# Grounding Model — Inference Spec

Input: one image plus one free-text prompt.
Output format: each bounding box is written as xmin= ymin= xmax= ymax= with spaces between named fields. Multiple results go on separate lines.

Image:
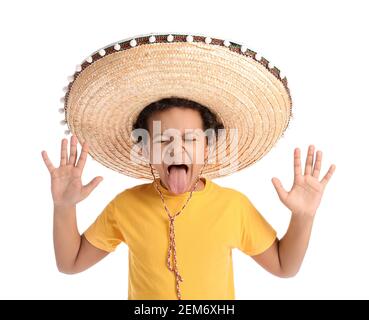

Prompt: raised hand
xmin=41 ymin=135 xmax=103 ymax=207
xmin=271 ymin=145 xmax=336 ymax=217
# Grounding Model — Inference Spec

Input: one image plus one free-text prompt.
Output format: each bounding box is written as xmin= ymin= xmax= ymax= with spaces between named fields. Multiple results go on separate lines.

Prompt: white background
xmin=0 ymin=0 xmax=368 ymax=299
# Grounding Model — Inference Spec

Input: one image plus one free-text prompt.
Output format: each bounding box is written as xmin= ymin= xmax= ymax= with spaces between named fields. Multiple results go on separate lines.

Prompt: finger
xmin=68 ymin=135 xmax=78 ymax=166
xmin=41 ymin=151 xmax=55 ymax=173
xmin=294 ymin=148 xmax=302 ymax=178
xmin=60 ymin=138 xmax=68 ymax=167
xmin=271 ymin=177 xmax=288 ymax=203
xmin=304 ymin=145 xmax=315 ymax=176
xmin=76 ymin=140 xmax=89 ymax=171
xmin=320 ymin=164 xmax=336 ymax=187
xmin=312 ymin=150 xmax=322 ymax=179
xmin=82 ymin=176 xmax=103 ymax=198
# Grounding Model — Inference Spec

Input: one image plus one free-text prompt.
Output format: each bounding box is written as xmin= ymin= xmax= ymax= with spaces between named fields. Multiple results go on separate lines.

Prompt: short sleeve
xmin=237 ymin=194 xmax=277 ymax=256
xmin=83 ymin=196 xmax=126 ymax=252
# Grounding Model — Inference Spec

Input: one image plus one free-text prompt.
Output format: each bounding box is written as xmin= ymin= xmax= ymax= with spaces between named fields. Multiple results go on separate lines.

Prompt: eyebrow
xmin=153 ymin=130 xmax=201 ymax=138
xmin=152 ymin=133 xmax=172 ymax=141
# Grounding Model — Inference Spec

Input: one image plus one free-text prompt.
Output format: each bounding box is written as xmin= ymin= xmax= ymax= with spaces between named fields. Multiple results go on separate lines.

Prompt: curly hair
xmin=132 ymin=97 xmax=224 ymax=144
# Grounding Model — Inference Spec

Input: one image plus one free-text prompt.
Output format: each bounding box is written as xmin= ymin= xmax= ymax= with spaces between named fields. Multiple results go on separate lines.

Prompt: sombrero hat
xmin=59 ymin=32 xmax=293 ymax=180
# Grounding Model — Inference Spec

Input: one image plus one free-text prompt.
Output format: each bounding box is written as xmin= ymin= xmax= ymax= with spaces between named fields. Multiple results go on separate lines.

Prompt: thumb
xmin=82 ymin=176 xmax=103 ymax=198
xmin=271 ymin=177 xmax=288 ymax=203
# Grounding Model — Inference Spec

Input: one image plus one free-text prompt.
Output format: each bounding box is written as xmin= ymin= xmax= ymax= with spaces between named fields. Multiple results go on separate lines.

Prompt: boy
xmin=42 ymin=97 xmax=335 ymax=300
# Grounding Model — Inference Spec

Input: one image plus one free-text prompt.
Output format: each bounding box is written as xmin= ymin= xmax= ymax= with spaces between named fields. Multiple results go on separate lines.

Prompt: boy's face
xmin=145 ymin=107 xmax=208 ymax=195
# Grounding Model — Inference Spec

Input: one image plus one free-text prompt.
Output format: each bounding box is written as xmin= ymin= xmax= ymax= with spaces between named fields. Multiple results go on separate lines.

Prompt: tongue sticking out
xmin=167 ymin=165 xmax=188 ymax=195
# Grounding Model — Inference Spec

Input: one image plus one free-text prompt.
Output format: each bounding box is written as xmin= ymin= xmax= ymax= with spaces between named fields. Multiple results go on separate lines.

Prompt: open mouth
xmin=167 ymin=164 xmax=189 ymax=174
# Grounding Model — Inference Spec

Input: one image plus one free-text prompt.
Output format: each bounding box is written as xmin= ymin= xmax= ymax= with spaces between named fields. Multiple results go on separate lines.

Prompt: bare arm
xmin=252 ymin=145 xmax=336 ymax=278
xmin=252 ymin=214 xmax=314 ymax=278
xmin=53 ymin=204 xmax=109 ymax=274
xmin=42 ymin=135 xmax=106 ymax=274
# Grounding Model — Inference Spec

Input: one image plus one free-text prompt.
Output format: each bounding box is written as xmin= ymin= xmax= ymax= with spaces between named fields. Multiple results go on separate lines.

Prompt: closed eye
xmin=153 ymin=137 xmax=171 ymax=143
xmin=160 ymin=138 xmax=173 ymax=142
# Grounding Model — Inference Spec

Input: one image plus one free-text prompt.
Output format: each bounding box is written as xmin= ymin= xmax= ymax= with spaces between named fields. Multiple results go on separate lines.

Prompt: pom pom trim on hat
xmin=60 ymin=32 xmax=292 ymax=137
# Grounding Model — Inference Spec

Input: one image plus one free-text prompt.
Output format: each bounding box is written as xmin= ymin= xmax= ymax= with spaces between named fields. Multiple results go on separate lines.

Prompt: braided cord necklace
xmin=149 ymin=160 xmax=207 ymax=300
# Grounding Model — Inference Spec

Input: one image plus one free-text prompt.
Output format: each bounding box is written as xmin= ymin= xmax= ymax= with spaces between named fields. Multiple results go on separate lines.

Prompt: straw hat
xmin=59 ymin=32 xmax=293 ymax=180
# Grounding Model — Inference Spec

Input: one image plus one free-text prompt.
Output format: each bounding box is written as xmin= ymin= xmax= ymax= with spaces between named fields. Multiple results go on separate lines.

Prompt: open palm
xmin=41 ymin=135 xmax=103 ymax=207
xmin=272 ymin=145 xmax=336 ymax=217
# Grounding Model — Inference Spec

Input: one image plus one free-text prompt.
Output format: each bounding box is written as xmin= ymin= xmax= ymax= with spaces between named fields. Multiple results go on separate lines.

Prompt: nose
xmin=169 ymin=140 xmax=185 ymax=157
xmin=166 ymin=138 xmax=187 ymax=163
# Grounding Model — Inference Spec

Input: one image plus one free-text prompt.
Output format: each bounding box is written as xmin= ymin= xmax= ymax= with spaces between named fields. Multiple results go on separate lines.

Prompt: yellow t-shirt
xmin=83 ymin=177 xmax=277 ymax=300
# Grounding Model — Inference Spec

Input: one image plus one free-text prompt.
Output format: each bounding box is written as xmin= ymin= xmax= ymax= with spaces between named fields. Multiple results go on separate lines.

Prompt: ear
xmin=141 ymin=142 xmax=150 ymax=162
xmin=204 ymin=133 xmax=218 ymax=162
xmin=204 ymin=140 xmax=209 ymax=159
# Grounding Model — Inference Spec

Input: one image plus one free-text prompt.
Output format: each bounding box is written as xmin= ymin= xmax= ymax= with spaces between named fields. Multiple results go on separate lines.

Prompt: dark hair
xmin=132 ymin=97 xmax=224 ymax=144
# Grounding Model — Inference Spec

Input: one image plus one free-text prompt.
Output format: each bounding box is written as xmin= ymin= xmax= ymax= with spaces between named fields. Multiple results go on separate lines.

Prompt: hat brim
xmin=63 ymin=33 xmax=292 ymax=180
